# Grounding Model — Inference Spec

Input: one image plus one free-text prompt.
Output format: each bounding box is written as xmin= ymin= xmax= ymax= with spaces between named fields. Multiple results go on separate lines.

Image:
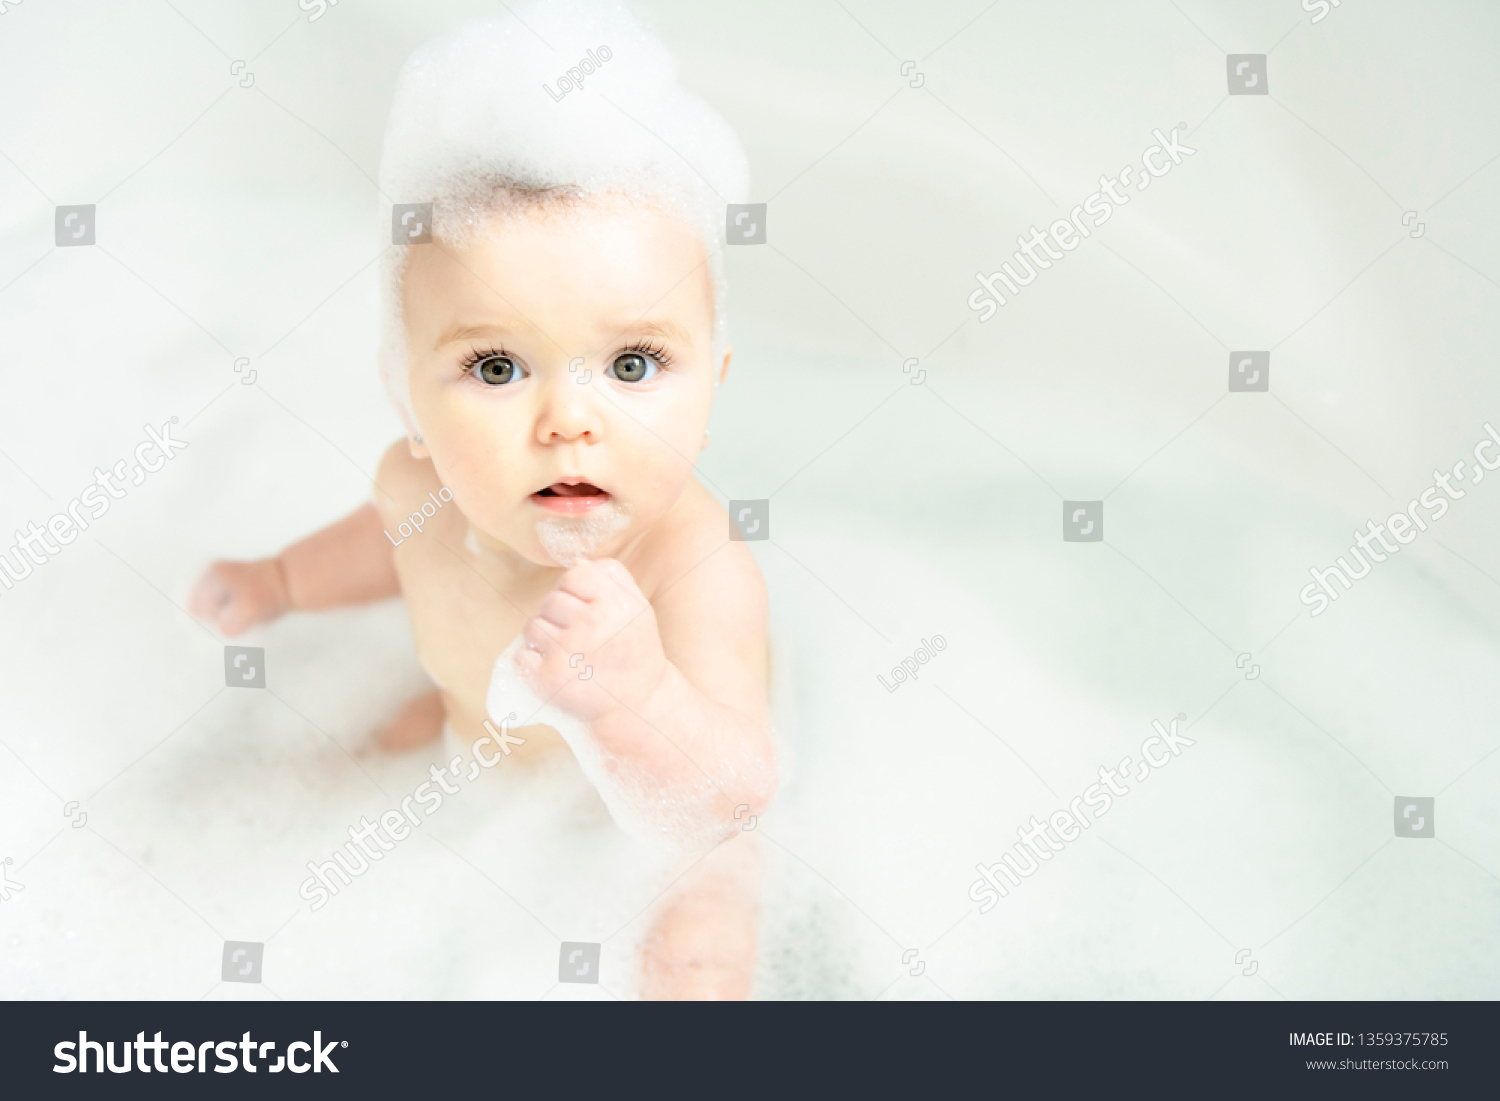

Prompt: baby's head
xmin=377 ymin=1 xmax=747 ymax=566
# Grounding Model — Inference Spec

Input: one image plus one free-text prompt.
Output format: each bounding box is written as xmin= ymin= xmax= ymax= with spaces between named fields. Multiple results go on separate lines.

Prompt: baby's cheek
xmin=442 ymin=424 xmax=528 ymax=504
xmin=632 ymin=433 xmax=698 ymax=498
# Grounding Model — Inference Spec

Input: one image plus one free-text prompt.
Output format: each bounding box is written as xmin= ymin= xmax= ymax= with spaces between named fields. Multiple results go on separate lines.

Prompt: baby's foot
xmin=374 ymin=689 xmax=446 ymax=753
xmin=188 ymin=558 xmax=290 ymax=636
xmin=639 ymin=835 xmax=760 ymax=1000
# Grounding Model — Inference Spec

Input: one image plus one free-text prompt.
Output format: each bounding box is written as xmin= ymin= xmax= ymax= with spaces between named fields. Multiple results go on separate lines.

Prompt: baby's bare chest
xmin=391 ymin=528 xmax=543 ymax=711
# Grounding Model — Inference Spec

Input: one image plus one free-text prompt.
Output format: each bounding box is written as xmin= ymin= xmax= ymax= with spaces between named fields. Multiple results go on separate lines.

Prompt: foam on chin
xmin=535 ymin=501 xmax=631 ymax=567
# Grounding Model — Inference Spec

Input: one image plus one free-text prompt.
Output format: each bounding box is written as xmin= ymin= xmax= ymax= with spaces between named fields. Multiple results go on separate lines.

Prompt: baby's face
xmin=401 ymin=196 xmax=724 ymax=566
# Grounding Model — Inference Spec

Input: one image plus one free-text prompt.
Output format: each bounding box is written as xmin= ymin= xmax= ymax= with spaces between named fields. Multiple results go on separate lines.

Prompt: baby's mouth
xmin=532 ymin=481 xmax=612 ymax=515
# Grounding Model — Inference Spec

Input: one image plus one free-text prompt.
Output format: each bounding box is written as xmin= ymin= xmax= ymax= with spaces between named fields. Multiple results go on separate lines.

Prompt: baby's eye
xmin=471 ymin=354 xmax=524 ymax=386
xmin=608 ymin=352 xmax=657 ymax=383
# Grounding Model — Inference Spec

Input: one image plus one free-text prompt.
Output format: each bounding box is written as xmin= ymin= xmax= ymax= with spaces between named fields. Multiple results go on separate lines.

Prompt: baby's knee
xmin=639 ymin=870 xmax=759 ymax=1000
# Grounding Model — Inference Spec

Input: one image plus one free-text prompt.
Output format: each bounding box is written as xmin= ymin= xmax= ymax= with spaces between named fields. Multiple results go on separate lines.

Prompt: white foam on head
xmin=535 ymin=501 xmax=632 ymax=566
xmin=377 ymin=0 xmax=749 ymax=432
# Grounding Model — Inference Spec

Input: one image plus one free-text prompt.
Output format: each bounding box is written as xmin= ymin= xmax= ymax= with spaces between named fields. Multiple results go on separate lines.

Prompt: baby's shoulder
xmin=632 ymin=483 xmax=766 ymax=621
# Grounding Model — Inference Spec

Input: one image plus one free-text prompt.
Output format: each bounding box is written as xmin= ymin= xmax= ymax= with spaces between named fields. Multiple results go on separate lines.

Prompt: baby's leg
xmin=374 ymin=688 xmax=446 ymax=752
xmin=638 ymin=832 xmax=761 ymax=1000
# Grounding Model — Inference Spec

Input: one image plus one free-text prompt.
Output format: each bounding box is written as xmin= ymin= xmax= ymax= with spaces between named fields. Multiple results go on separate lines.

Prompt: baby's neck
xmin=463 ymin=523 xmax=558 ymax=580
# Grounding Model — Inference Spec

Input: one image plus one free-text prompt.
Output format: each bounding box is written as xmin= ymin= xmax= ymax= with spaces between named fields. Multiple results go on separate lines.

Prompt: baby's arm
xmin=510 ymin=551 xmax=776 ymax=848
xmin=189 ymin=503 xmax=400 ymax=635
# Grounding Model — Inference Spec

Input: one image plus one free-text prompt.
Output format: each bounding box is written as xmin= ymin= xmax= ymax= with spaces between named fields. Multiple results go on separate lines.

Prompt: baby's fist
xmin=189 ymin=558 xmax=290 ymax=636
xmin=515 ymin=558 xmax=666 ymax=723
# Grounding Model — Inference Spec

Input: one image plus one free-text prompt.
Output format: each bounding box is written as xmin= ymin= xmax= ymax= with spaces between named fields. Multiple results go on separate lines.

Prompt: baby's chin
xmin=464 ymin=503 xmax=636 ymax=567
xmin=531 ymin=499 xmax=634 ymax=567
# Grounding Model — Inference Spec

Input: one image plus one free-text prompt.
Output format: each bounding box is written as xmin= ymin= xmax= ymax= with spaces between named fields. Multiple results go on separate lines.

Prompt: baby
xmin=187 ymin=2 xmax=776 ymax=999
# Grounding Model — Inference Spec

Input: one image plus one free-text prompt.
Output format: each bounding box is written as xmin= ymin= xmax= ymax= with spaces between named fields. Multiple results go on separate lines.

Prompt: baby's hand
xmin=188 ymin=558 xmax=290 ymax=637
xmin=515 ymin=558 xmax=667 ymax=724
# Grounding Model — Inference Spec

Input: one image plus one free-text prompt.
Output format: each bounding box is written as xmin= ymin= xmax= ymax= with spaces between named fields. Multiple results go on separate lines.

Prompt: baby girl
xmin=187 ymin=1 xmax=776 ymax=999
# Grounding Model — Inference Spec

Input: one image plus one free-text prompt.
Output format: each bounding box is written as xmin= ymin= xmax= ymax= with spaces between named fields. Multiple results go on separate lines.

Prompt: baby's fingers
xmin=188 ymin=566 xmax=232 ymax=620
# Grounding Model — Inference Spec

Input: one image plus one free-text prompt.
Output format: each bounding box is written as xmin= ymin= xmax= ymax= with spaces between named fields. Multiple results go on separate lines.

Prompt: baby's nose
xmin=536 ymin=375 xmax=601 ymax=443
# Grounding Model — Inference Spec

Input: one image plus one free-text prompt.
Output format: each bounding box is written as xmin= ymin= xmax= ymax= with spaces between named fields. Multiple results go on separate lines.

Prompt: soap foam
xmin=487 ymin=637 xmax=747 ymax=852
xmin=376 ymin=0 xmax=749 ymax=433
xmin=535 ymin=501 xmax=632 ymax=566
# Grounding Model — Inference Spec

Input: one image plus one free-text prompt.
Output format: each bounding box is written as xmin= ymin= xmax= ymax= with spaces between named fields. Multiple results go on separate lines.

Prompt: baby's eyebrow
xmin=434 ymin=322 xmax=527 ymax=347
xmin=613 ymin=318 xmax=694 ymax=347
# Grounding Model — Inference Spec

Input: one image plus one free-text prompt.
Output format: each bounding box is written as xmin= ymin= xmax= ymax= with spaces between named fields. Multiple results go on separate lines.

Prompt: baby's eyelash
xmin=459 ymin=345 xmax=510 ymax=373
xmin=621 ymin=340 xmax=674 ymax=369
